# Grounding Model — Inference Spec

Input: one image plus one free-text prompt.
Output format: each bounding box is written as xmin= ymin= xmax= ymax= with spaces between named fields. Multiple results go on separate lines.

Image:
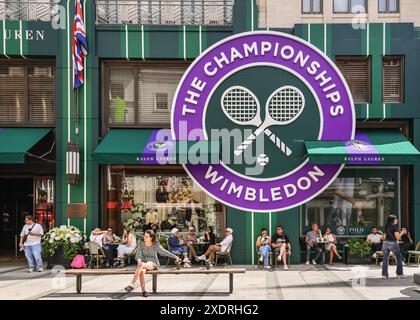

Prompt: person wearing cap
xmin=197 ymin=228 xmax=233 ymax=266
xmin=168 ymin=228 xmax=191 ymax=267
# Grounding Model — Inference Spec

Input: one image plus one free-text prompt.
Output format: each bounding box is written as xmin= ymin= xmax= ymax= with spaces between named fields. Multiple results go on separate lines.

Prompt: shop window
xmin=35 ymin=177 xmax=55 ymax=231
xmin=379 ymin=0 xmax=399 ymax=13
xmin=106 ymin=64 xmax=187 ymax=127
xmin=302 ymin=168 xmax=400 ymax=237
xmin=333 ymin=0 xmax=367 ymax=13
xmin=0 ymin=62 xmax=55 ymax=126
xmin=116 ymin=174 xmax=225 ymax=237
xmin=383 ymin=57 xmax=404 ymax=103
xmin=336 ymin=56 xmax=371 ymax=103
xmin=302 ymin=0 xmax=323 ymax=14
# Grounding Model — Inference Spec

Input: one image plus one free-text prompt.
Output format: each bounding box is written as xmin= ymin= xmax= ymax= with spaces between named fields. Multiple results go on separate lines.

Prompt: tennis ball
xmin=257 ymin=154 xmax=269 ymax=166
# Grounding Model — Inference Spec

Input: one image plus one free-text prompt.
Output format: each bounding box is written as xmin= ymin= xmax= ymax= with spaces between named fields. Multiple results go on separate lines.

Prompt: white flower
xmin=70 ymin=237 xmax=77 ymax=243
xmin=59 ymin=225 xmax=67 ymax=231
xmin=65 ymin=233 xmax=72 ymax=239
xmin=54 ymin=236 xmax=60 ymax=241
xmin=50 ymin=232 xmax=56 ymax=238
xmin=49 ymin=238 xmax=54 ymax=244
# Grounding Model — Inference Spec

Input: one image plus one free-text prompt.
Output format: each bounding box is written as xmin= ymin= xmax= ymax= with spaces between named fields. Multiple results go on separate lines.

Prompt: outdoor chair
xmin=375 ymin=250 xmax=397 ymax=265
xmin=87 ymin=241 xmax=106 ymax=269
xmin=215 ymin=241 xmax=233 ymax=266
xmin=166 ymin=237 xmax=183 ymax=265
xmin=124 ymin=240 xmax=142 ymax=265
xmin=273 ymin=247 xmax=292 ymax=268
xmin=408 ymin=241 xmax=420 ymax=265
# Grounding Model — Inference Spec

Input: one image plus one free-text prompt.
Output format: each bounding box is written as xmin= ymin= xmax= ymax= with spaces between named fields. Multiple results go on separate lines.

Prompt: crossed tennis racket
xmin=221 ymin=86 xmax=305 ymax=157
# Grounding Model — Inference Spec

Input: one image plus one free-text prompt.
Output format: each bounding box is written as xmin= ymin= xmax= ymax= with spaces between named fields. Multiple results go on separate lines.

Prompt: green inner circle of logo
xmin=205 ymin=66 xmax=321 ymax=179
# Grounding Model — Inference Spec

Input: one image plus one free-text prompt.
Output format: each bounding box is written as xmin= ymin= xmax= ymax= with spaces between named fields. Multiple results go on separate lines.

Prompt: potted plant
xmin=346 ymin=238 xmax=372 ymax=264
xmin=42 ymin=225 xmax=86 ymax=269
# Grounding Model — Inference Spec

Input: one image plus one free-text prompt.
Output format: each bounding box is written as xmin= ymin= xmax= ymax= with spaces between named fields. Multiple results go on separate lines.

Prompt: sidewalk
xmin=0 ymin=262 xmax=419 ymax=300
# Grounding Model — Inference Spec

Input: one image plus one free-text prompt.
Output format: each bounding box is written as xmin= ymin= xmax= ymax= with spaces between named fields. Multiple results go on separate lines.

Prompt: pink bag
xmin=70 ymin=254 xmax=86 ymax=269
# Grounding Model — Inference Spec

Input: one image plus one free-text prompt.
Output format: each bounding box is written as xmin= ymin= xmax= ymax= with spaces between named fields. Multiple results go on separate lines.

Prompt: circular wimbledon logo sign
xmin=171 ymin=31 xmax=355 ymax=212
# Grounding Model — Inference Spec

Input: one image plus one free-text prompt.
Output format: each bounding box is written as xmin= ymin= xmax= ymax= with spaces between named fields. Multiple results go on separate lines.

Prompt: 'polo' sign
xmin=171 ymin=31 xmax=355 ymax=212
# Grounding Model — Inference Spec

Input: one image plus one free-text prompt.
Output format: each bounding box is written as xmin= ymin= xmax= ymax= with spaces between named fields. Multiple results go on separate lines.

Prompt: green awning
xmin=93 ymin=129 xmax=220 ymax=164
xmin=305 ymin=130 xmax=420 ymax=165
xmin=0 ymin=128 xmax=51 ymax=163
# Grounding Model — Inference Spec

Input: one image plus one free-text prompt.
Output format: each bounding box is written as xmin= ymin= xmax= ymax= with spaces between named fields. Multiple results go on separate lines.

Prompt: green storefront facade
xmin=1 ymin=0 xmax=420 ymax=264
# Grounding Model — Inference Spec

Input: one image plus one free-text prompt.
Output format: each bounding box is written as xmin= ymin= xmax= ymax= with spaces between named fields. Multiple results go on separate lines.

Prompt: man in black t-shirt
xmin=271 ymin=226 xmax=291 ymax=269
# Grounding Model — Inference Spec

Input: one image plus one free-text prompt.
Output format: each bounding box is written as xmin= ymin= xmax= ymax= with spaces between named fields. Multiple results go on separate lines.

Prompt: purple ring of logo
xmin=171 ymin=31 xmax=355 ymax=212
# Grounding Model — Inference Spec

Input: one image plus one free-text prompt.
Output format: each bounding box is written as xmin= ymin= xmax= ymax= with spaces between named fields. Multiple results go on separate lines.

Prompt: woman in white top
xmin=324 ymin=227 xmax=342 ymax=264
xmin=89 ymin=228 xmax=107 ymax=247
xmin=116 ymin=227 xmax=137 ymax=267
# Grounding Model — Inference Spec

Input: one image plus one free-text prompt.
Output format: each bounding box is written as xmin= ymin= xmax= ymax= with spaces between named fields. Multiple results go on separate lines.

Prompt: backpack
xmin=70 ymin=254 xmax=86 ymax=269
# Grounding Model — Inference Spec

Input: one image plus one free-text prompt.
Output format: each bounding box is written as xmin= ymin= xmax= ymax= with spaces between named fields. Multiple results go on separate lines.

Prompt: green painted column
xmin=55 ymin=0 xmax=99 ymax=233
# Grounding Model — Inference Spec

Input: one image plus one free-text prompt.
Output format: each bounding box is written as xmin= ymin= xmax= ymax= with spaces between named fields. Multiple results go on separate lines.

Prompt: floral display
xmin=42 ymin=225 xmax=86 ymax=259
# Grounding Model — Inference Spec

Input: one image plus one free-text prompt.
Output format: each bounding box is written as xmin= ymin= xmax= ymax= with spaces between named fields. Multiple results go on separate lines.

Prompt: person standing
xmin=382 ymin=215 xmax=405 ymax=279
xmin=19 ymin=215 xmax=44 ymax=273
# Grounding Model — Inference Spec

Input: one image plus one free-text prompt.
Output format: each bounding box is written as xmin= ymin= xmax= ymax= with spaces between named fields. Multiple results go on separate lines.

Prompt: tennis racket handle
xmin=234 ymin=133 xmax=257 ymax=156
xmin=264 ymin=129 xmax=292 ymax=157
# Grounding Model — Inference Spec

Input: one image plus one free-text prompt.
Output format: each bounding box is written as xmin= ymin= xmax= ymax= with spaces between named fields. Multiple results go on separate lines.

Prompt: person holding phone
xmin=382 ymin=215 xmax=405 ymax=279
xmin=19 ymin=215 xmax=44 ymax=273
xmin=256 ymin=228 xmax=272 ymax=269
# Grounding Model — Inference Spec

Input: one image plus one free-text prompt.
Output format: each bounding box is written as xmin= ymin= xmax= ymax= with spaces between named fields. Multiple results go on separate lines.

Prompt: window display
xmin=119 ymin=175 xmax=224 ymax=237
xmin=34 ymin=177 xmax=55 ymax=230
xmin=302 ymin=168 xmax=399 ymax=236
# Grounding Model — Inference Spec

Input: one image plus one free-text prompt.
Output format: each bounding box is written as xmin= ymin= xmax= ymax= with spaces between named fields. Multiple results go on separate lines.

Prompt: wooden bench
xmin=64 ymin=268 xmax=246 ymax=294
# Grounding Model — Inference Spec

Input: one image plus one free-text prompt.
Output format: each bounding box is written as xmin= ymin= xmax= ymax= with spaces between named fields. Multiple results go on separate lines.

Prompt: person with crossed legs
xmin=197 ymin=228 xmax=233 ymax=267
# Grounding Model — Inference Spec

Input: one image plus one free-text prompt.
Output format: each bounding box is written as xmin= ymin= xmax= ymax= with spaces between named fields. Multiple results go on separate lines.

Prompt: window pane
xmin=389 ymin=0 xmax=398 ymax=12
xmin=302 ymin=168 xmax=399 ymax=237
xmin=351 ymin=0 xmax=366 ymax=13
xmin=383 ymin=58 xmax=402 ymax=103
xmin=378 ymin=0 xmax=387 ymax=12
xmin=138 ymin=67 xmax=185 ymax=126
xmin=336 ymin=58 xmax=370 ymax=103
xmin=108 ymin=68 xmax=135 ymax=125
xmin=28 ymin=67 xmax=55 ymax=123
xmin=313 ymin=0 xmax=322 ymax=13
xmin=334 ymin=0 xmax=348 ymax=12
xmin=0 ymin=67 xmax=25 ymax=124
xmin=302 ymin=0 xmax=311 ymax=13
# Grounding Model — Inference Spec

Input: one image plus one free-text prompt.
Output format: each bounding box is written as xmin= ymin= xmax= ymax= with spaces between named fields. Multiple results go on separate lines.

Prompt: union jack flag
xmin=73 ymin=0 xmax=88 ymax=89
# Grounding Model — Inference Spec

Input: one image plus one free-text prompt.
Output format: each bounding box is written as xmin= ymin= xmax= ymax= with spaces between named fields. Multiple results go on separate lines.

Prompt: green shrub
xmin=347 ymin=238 xmax=371 ymax=258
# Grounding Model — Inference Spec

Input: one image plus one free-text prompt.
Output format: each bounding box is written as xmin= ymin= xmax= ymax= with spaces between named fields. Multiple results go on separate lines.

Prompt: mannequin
xmin=156 ymin=186 xmax=169 ymax=223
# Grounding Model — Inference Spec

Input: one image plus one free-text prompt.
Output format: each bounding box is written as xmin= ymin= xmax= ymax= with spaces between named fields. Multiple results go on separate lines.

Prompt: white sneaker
xmin=312 ymin=259 xmax=317 ymax=265
xmin=183 ymin=257 xmax=191 ymax=263
xmin=37 ymin=268 xmax=43 ymax=272
xmin=184 ymin=263 xmax=192 ymax=268
xmin=209 ymin=263 xmax=214 ymax=267
xmin=264 ymin=265 xmax=271 ymax=269
xmin=305 ymin=261 xmax=310 ymax=265
xmin=197 ymin=255 xmax=206 ymax=261
xmin=277 ymin=255 xmax=282 ymax=262
xmin=402 ymin=261 xmax=406 ymax=266
xmin=284 ymin=265 xmax=289 ymax=270
xmin=259 ymin=255 xmax=264 ymax=262
xmin=27 ymin=268 xmax=35 ymax=273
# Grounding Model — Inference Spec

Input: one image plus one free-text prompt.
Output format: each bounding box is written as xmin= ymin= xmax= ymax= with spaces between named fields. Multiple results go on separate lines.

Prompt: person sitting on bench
xmin=124 ymin=229 xmax=181 ymax=297
xmin=197 ymin=228 xmax=233 ymax=267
